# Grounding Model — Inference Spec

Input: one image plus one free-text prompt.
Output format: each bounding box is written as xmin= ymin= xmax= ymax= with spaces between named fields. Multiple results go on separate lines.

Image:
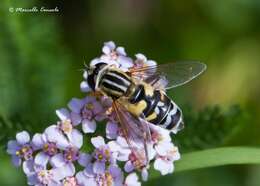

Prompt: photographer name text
xmin=9 ymin=6 xmax=59 ymax=13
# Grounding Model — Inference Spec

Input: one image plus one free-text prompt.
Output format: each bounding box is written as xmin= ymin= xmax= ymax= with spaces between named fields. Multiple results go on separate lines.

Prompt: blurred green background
xmin=0 ymin=0 xmax=260 ymax=185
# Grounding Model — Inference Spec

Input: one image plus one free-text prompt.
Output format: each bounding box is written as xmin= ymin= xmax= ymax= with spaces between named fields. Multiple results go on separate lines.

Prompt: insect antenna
xmin=77 ymin=57 xmax=90 ymax=72
xmin=83 ymin=57 xmax=90 ymax=69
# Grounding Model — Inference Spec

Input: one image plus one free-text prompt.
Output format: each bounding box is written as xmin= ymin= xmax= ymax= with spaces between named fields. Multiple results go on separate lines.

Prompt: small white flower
xmin=124 ymin=173 xmax=141 ymax=186
xmin=91 ymin=136 xmax=118 ymax=174
xmin=68 ymin=96 xmax=105 ymax=133
xmin=90 ymin=41 xmax=134 ymax=72
xmin=154 ymin=144 xmax=180 ymax=175
xmin=134 ymin=53 xmax=156 ymax=68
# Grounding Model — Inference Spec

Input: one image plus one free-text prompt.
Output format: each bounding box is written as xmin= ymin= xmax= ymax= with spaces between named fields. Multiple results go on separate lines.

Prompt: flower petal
xmin=80 ymin=81 xmax=92 ymax=92
xmin=116 ymin=46 xmax=126 ymax=56
xmin=141 ymin=168 xmax=148 ymax=181
xmin=69 ymin=129 xmax=83 ymax=148
xmin=125 ymin=173 xmax=141 ymax=186
xmin=109 ymin=165 xmax=123 ymax=179
xmin=35 ymin=152 xmax=49 ymax=166
xmin=53 ymin=163 xmax=75 ymax=181
xmin=62 ymin=163 xmax=76 ymax=177
xmin=70 ymin=112 xmax=82 ymax=126
xmin=45 ymin=126 xmax=69 ymax=149
xmin=27 ymin=174 xmax=38 ymax=185
xmin=22 ymin=160 xmax=34 ymax=175
xmin=155 ymin=142 xmax=174 ymax=156
xmin=32 ymin=133 xmax=44 ymax=149
xmin=56 ymin=108 xmax=70 ymax=121
xmin=82 ymin=119 xmax=96 ymax=133
xmin=117 ymin=149 xmax=131 ymax=161
xmin=93 ymin=161 xmax=105 ymax=174
xmin=124 ymin=161 xmax=134 ymax=173
xmin=146 ymin=60 xmax=157 ymax=66
xmin=11 ymin=155 xmax=21 ymax=167
xmin=102 ymin=45 xmax=112 ymax=55
xmin=92 ymin=102 xmax=103 ymax=114
xmin=90 ymin=58 xmax=103 ymax=67
xmin=118 ymin=56 xmax=133 ymax=69
xmin=78 ymin=153 xmax=92 ymax=167
xmin=107 ymin=141 xmax=120 ymax=152
xmin=117 ymin=136 xmax=129 ymax=148
xmin=135 ymin=53 xmax=147 ymax=61
xmin=16 ymin=131 xmax=30 ymax=145
xmin=154 ymin=158 xmax=172 ymax=175
xmin=84 ymin=164 xmax=95 ymax=177
xmin=76 ymin=171 xmax=97 ymax=186
xmin=109 ymin=165 xmax=124 ymax=185
xmin=103 ymin=41 xmax=115 ymax=52
xmin=68 ymin=98 xmax=84 ymax=114
xmin=7 ymin=140 xmax=19 ymax=155
xmin=50 ymin=153 xmax=65 ymax=168
xmin=155 ymin=144 xmax=167 ymax=157
xmin=106 ymin=122 xmax=118 ymax=139
xmin=91 ymin=136 xmax=105 ymax=148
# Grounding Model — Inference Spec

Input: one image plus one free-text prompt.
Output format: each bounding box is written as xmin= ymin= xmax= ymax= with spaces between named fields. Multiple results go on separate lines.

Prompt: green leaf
xmin=150 ymin=147 xmax=260 ymax=180
xmin=175 ymin=147 xmax=260 ymax=172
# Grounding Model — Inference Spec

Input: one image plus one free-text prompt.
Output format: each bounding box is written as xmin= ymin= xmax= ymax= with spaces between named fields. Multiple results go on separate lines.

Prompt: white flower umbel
xmin=7 ymin=41 xmax=181 ymax=186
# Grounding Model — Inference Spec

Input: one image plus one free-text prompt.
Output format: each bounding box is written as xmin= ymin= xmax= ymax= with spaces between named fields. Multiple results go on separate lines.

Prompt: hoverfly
xmin=86 ymin=61 xmax=206 ymax=169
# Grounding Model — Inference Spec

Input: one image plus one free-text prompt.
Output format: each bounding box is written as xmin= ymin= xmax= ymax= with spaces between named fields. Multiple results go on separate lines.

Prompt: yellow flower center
xmin=105 ymin=172 xmax=113 ymax=186
xmin=21 ymin=147 xmax=28 ymax=153
xmin=104 ymin=149 xmax=110 ymax=157
xmin=62 ymin=120 xmax=72 ymax=133
xmin=43 ymin=143 xmax=49 ymax=150
xmin=98 ymin=154 xmax=103 ymax=160
xmin=86 ymin=103 xmax=94 ymax=110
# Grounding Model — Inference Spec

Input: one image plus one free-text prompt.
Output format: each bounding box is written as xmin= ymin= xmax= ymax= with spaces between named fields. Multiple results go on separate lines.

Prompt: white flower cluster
xmin=7 ymin=41 xmax=180 ymax=186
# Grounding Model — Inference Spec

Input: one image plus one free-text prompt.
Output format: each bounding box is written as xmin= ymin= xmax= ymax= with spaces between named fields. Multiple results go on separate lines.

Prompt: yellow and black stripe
xmin=90 ymin=64 xmax=184 ymax=132
xmin=99 ymin=69 xmax=131 ymax=99
xmin=125 ymin=83 xmax=184 ymax=132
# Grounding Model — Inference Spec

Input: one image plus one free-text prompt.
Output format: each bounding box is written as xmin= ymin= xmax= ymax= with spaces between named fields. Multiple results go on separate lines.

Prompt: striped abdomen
xmin=128 ymin=84 xmax=184 ymax=132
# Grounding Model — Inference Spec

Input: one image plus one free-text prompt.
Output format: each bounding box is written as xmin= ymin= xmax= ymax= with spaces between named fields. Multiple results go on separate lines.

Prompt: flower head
xmin=23 ymin=160 xmax=75 ymax=186
xmin=91 ymin=136 xmax=118 ymax=174
xmin=134 ymin=53 xmax=156 ymax=68
xmin=32 ymin=127 xmax=71 ymax=167
xmin=76 ymin=164 xmax=123 ymax=186
xmin=68 ymin=96 xmax=104 ymax=133
xmin=91 ymin=41 xmax=134 ymax=71
xmin=7 ymin=131 xmax=33 ymax=166
xmin=154 ymin=143 xmax=180 ymax=175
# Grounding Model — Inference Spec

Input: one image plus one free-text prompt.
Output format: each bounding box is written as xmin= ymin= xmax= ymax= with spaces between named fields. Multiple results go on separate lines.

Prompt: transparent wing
xmin=130 ymin=61 xmax=207 ymax=90
xmin=112 ymin=101 xmax=152 ymax=167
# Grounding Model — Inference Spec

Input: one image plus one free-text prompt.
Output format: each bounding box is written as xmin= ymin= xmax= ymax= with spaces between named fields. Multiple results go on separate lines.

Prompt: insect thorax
xmin=98 ymin=68 xmax=133 ymax=99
